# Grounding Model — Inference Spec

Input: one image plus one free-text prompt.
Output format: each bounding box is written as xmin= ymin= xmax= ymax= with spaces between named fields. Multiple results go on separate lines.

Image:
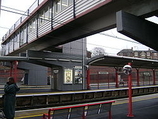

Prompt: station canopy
xmin=87 ymin=55 xmax=158 ymax=69
xmin=0 ymin=56 xmax=27 ymax=61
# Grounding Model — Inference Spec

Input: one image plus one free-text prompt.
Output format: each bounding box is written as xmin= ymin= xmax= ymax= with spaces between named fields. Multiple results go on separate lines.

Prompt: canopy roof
xmin=87 ymin=55 xmax=158 ymax=69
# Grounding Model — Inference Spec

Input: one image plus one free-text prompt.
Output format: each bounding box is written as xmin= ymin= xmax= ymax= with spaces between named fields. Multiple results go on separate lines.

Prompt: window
xmin=45 ymin=7 xmax=51 ymax=20
xmin=8 ymin=39 xmax=13 ymax=53
xmin=140 ymin=51 xmax=146 ymax=58
xmin=134 ymin=52 xmax=138 ymax=57
xmin=39 ymin=11 xmax=45 ymax=25
xmin=5 ymin=43 xmax=9 ymax=55
xmin=20 ymin=26 xmax=27 ymax=45
xmin=14 ymin=32 xmax=20 ymax=49
xmin=39 ymin=6 xmax=51 ymax=26
xmin=61 ymin=0 xmax=68 ymax=10
xmin=68 ymin=0 xmax=73 ymax=5
xmin=54 ymin=0 xmax=61 ymax=14
xmin=28 ymin=19 xmax=36 ymax=33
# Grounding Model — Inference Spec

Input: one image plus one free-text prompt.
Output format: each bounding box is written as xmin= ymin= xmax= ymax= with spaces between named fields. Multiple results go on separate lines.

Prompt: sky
xmin=87 ymin=16 xmax=158 ymax=55
xmin=0 ymin=0 xmax=158 ymax=56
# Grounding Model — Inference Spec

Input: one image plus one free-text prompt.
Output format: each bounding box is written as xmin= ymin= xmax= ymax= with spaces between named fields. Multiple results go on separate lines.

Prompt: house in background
xmin=117 ymin=47 xmax=158 ymax=60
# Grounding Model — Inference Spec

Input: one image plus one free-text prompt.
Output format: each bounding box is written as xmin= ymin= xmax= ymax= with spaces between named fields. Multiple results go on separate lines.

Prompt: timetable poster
xmin=64 ymin=69 xmax=73 ymax=84
xmin=74 ymin=66 xmax=82 ymax=84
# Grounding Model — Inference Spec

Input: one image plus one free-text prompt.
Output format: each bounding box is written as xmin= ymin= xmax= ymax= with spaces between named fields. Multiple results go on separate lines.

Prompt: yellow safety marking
xmin=16 ymin=94 xmax=158 ymax=119
xmin=15 ymin=114 xmax=42 ymax=119
xmin=113 ymin=94 xmax=158 ymax=105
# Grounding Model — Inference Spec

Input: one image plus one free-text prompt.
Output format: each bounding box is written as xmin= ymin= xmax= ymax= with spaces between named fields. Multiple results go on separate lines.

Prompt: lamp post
xmin=123 ymin=63 xmax=134 ymax=117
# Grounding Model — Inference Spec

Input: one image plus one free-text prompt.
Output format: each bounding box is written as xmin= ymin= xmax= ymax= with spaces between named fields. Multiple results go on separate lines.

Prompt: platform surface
xmin=14 ymin=93 xmax=158 ymax=119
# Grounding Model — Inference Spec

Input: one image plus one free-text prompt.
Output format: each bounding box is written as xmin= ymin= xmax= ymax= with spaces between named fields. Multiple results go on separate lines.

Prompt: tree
xmin=91 ymin=47 xmax=107 ymax=57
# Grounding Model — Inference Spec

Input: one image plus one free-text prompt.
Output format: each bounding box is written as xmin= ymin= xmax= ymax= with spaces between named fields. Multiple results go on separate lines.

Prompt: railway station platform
xmin=14 ymin=93 xmax=158 ymax=119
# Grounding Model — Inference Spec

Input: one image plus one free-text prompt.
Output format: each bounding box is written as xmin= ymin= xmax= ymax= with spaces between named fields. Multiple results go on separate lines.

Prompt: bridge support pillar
xmin=136 ymin=68 xmax=140 ymax=86
xmin=115 ymin=67 xmax=119 ymax=88
xmin=152 ymin=69 xmax=156 ymax=85
xmin=18 ymin=62 xmax=47 ymax=85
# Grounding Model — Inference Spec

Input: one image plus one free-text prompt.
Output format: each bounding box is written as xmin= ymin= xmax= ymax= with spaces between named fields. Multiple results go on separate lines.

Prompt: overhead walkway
xmin=1 ymin=0 xmax=158 ymax=56
xmin=87 ymin=54 xmax=158 ymax=69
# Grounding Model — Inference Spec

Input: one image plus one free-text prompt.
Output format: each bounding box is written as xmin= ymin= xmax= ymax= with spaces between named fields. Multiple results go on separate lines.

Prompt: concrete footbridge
xmin=1 ymin=0 xmax=158 ymax=56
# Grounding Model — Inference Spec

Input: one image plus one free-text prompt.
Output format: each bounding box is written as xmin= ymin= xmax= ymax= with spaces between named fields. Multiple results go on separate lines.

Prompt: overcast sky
xmin=0 ymin=0 xmax=158 ymax=55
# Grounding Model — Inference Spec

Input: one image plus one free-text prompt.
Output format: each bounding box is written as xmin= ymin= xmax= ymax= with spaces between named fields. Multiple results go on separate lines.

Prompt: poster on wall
xmin=64 ymin=69 xmax=73 ymax=84
xmin=74 ymin=66 xmax=82 ymax=84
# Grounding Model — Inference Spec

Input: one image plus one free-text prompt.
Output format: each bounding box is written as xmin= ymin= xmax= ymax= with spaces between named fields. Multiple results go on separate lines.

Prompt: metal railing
xmin=43 ymin=100 xmax=115 ymax=119
xmin=2 ymin=0 xmax=45 ymax=41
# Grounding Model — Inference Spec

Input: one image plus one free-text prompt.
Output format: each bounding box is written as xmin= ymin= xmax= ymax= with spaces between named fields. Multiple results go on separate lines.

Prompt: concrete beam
xmin=25 ymin=50 xmax=82 ymax=67
xmin=26 ymin=50 xmax=83 ymax=60
xmin=116 ymin=10 xmax=158 ymax=51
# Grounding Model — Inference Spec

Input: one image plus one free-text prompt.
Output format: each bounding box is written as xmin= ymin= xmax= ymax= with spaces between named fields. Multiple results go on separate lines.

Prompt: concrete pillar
xmin=115 ymin=67 xmax=119 ymax=88
xmin=136 ymin=68 xmax=140 ymax=86
xmin=18 ymin=62 xmax=47 ymax=85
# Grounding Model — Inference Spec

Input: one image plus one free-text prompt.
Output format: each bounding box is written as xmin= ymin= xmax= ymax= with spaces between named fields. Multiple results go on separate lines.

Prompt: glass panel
xmin=39 ymin=11 xmax=45 ymax=25
xmin=68 ymin=0 xmax=73 ymax=5
xmin=61 ymin=0 xmax=68 ymax=10
xmin=14 ymin=33 xmax=20 ymax=50
xmin=20 ymin=27 xmax=27 ymax=46
xmin=54 ymin=0 xmax=61 ymax=14
xmin=6 ymin=43 xmax=9 ymax=55
xmin=28 ymin=19 xmax=36 ymax=33
xmin=45 ymin=7 xmax=51 ymax=20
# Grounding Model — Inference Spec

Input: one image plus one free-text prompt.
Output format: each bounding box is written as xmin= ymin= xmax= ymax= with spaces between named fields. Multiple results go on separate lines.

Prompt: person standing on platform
xmin=3 ymin=77 xmax=20 ymax=119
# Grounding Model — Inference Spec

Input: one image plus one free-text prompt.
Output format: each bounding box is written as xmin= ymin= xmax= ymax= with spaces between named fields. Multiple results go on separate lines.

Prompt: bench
xmin=43 ymin=100 xmax=115 ymax=119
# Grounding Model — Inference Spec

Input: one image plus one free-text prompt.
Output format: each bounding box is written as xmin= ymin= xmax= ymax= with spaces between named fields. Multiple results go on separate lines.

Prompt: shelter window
xmin=1 ymin=45 xmax=6 ymax=55
xmin=20 ymin=26 xmax=27 ymax=45
xmin=8 ymin=39 xmax=13 ymax=53
xmin=39 ymin=6 xmax=51 ymax=26
xmin=61 ymin=0 xmax=68 ymax=10
xmin=39 ymin=11 xmax=45 ymax=25
xmin=54 ymin=0 xmax=61 ymax=14
xmin=5 ymin=43 xmax=9 ymax=55
xmin=14 ymin=32 xmax=20 ymax=49
xmin=45 ymin=7 xmax=51 ymax=20
xmin=68 ymin=0 xmax=73 ymax=5
xmin=28 ymin=19 xmax=36 ymax=33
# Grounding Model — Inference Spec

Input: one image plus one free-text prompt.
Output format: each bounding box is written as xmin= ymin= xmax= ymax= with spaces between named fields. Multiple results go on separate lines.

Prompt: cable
xmin=0 ymin=26 xmax=9 ymax=29
xmin=0 ymin=8 xmax=28 ymax=16
xmin=99 ymin=32 xmax=140 ymax=44
xmin=1 ymin=5 xmax=26 ymax=13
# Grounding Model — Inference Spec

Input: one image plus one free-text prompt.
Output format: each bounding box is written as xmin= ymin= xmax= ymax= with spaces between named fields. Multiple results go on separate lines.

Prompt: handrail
xmin=1 ymin=0 xmax=46 ymax=42
xmin=43 ymin=100 xmax=115 ymax=119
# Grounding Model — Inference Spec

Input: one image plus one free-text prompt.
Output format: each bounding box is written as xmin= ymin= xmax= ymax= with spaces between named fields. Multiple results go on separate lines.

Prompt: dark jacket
xmin=3 ymin=82 xmax=20 ymax=119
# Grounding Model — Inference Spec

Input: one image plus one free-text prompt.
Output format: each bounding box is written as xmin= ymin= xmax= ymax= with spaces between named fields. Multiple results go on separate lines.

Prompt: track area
xmin=15 ymin=93 xmax=158 ymax=119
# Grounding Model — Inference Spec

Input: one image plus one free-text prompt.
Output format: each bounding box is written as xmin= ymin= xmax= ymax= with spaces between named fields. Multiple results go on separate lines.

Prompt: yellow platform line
xmin=15 ymin=93 xmax=158 ymax=119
